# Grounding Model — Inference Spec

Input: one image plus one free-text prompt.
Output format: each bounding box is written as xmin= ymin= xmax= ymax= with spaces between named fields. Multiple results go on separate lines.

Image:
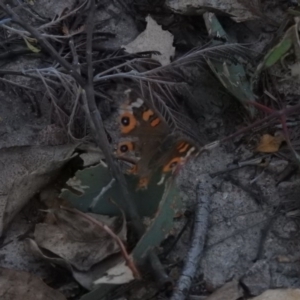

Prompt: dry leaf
xmin=33 ymin=210 xmax=126 ymax=271
xmin=165 ymin=0 xmax=256 ymax=22
xmin=256 ymin=133 xmax=285 ymax=153
xmin=123 ymin=15 xmax=175 ymax=66
xmin=79 ymin=151 xmax=103 ymax=167
xmin=0 ymin=145 xmax=77 ymax=235
xmin=0 ymin=267 xmax=66 ymax=300
xmin=252 ymin=289 xmax=300 ymax=300
xmin=206 ymin=280 xmax=243 ymax=300
xmin=93 ymin=260 xmax=135 ymax=286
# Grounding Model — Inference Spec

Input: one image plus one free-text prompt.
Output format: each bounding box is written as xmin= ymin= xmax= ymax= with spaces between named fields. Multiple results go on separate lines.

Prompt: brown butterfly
xmin=115 ymin=89 xmax=198 ymax=190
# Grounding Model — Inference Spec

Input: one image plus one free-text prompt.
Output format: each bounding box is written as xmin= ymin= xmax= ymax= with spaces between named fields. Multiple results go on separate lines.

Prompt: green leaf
xmin=23 ymin=37 xmax=41 ymax=53
xmin=253 ymin=20 xmax=300 ymax=82
xmin=263 ymin=39 xmax=293 ymax=68
xmin=203 ymin=12 xmax=256 ymax=117
xmin=60 ymin=164 xmax=182 ymax=300
xmin=60 ymin=164 xmax=167 ymax=218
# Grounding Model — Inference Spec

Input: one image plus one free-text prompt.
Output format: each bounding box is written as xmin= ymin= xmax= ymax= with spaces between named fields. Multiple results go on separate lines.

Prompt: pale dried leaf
xmin=79 ymin=152 xmax=103 ymax=167
xmin=123 ymin=15 xmax=175 ymax=66
xmin=64 ymin=176 xmax=90 ymax=194
xmin=252 ymin=289 xmax=300 ymax=300
xmin=93 ymin=260 xmax=134 ymax=285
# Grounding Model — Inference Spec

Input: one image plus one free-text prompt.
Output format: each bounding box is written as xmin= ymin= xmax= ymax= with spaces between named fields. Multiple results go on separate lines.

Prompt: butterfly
xmin=115 ymin=88 xmax=199 ymax=190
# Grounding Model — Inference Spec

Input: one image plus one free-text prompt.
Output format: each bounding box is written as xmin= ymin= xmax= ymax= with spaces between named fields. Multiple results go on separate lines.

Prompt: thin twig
xmin=67 ymin=87 xmax=84 ymax=141
xmin=0 ymin=3 xmax=84 ymax=85
xmin=171 ymin=182 xmax=211 ymax=300
xmin=37 ymin=0 xmax=88 ymax=31
xmin=82 ymin=0 xmax=145 ymax=237
xmin=0 ymin=77 xmax=39 ymax=91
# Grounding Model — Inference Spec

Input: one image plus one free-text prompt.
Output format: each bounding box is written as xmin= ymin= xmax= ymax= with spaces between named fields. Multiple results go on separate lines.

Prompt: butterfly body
xmin=116 ymin=89 xmax=198 ymax=189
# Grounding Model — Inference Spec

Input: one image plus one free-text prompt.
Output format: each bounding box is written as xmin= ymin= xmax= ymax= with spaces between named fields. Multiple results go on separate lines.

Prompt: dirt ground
xmin=1 ymin=1 xmax=300 ymax=300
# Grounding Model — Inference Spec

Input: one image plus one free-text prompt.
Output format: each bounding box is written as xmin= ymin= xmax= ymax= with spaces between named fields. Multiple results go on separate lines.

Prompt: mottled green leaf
xmin=60 ymin=164 xmax=182 ymax=300
xmin=253 ymin=20 xmax=300 ymax=81
xmin=203 ymin=12 xmax=256 ymax=117
xmin=60 ymin=164 xmax=167 ymax=218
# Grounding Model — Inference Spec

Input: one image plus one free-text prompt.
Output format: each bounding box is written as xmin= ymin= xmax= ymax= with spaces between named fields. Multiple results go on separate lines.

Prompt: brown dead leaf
xmin=0 ymin=267 xmax=66 ymax=300
xmin=252 ymin=289 xmax=300 ymax=300
xmin=0 ymin=145 xmax=77 ymax=236
xmin=256 ymin=133 xmax=285 ymax=153
xmin=27 ymin=238 xmax=129 ymax=290
xmin=33 ymin=209 xmax=126 ymax=271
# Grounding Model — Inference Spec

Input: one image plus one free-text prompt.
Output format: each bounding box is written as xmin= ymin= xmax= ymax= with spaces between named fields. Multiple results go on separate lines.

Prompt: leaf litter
xmin=1 ymin=0 xmax=300 ymax=299
xmin=0 ymin=267 xmax=67 ymax=300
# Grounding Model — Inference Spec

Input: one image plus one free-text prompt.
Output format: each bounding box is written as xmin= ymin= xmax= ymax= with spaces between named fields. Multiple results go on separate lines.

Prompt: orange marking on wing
xmin=162 ymin=157 xmax=181 ymax=173
xmin=120 ymin=112 xmax=137 ymax=134
xmin=137 ymin=177 xmax=149 ymax=189
xmin=127 ymin=165 xmax=138 ymax=174
xmin=150 ymin=118 xmax=160 ymax=127
xmin=116 ymin=141 xmax=134 ymax=156
xmin=177 ymin=143 xmax=190 ymax=153
xmin=142 ymin=109 xmax=154 ymax=121
xmin=177 ymin=142 xmax=185 ymax=149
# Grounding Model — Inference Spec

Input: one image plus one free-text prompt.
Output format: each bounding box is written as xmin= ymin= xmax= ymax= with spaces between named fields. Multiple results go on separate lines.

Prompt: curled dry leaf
xmin=165 ymin=0 xmax=257 ymax=22
xmin=256 ymin=133 xmax=285 ymax=153
xmin=0 ymin=267 xmax=66 ymax=300
xmin=0 ymin=145 xmax=77 ymax=236
xmin=33 ymin=209 xmax=127 ymax=271
xmin=123 ymin=15 xmax=175 ymax=66
xmin=251 ymin=289 xmax=300 ymax=300
xmin=50 ymin=208 xmax=126 ymax=243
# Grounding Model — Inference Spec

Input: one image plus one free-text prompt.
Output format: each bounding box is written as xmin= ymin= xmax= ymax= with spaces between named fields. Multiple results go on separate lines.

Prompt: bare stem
xmin=171 ymin=179 xmax=211 ymax=300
